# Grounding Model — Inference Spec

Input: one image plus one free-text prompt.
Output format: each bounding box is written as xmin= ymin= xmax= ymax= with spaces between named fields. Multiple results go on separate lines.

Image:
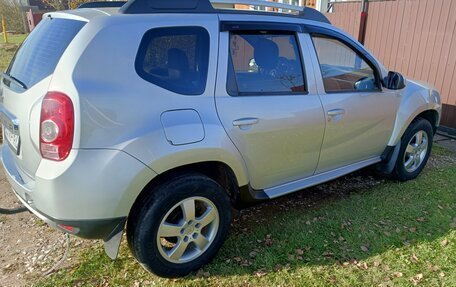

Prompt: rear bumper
xmin=12 ymin=189 xmax=125 ymax=239
xmin=0 ymin=144 xmax=155 ymax=239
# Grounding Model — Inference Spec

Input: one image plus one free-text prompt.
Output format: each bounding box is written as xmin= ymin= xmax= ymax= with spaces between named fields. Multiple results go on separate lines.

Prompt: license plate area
xmin=0 ymin=110 xmax=21 ymax=155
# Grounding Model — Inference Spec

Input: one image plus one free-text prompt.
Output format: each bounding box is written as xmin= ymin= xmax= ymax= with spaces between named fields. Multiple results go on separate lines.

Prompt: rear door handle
xmin=327 ymin=109 xmax=345 ymax=122
xmin=232 ymin=117 xmax=259 ymax=127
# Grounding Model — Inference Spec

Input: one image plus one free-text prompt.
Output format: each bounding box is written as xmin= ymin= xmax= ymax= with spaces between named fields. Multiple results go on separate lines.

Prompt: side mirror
xmin=383 ymin=71 xmax=406 ymax=90
xmin=248 ymin=58 xmax=258 ymax=73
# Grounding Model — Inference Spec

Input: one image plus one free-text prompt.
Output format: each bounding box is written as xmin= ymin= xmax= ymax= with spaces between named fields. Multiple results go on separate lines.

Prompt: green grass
xmin=36 ymin=148 xmax=456 ymax=287
xmin=0 ymin=34 xmax=26 ymax=71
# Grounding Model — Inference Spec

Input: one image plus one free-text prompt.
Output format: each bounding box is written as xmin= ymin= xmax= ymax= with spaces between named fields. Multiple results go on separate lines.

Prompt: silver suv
xmin=0 ymin=0 xmax=441 ymax=278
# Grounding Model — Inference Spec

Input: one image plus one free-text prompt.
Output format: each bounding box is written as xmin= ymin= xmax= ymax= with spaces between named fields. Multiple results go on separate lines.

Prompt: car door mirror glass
xmin=383 ymin=71 xmax=406 ymax=90
xmin=248 ymin=58 xmax=258 ymax=72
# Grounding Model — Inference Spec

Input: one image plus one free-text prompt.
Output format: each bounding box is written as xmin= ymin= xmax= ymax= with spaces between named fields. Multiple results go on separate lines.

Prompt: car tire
xmin=393 ymin=118 xmax=433 ymax=181
xmin=126 ymin=173 xmax=232 ymax=278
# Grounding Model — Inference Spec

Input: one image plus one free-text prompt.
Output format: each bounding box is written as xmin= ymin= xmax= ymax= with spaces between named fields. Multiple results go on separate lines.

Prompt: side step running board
xmin=264 ymin=157 xmax=381 ymax=199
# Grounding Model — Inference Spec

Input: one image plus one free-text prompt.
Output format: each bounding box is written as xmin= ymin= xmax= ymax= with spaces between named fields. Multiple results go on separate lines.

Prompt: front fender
xmin=387 ymin=79 xmax=441 ymax=146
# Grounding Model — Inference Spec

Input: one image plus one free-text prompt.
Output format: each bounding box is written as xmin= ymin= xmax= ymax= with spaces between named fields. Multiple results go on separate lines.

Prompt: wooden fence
xmin=326 ymin=0 xmax=456 ymax=129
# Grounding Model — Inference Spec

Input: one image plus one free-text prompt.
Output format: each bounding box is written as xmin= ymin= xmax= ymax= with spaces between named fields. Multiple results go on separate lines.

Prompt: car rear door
xmin=306 ymin=27 xmax=401 ymax=173
xmin=215 ymin=21 xmax=325 ymax=190
xmin=0 ymin=17 xmax=86 ymax=180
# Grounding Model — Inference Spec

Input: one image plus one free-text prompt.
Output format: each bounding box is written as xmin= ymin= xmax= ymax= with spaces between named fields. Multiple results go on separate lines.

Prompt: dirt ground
xmin=0 ymin=167 xmax=93 ymax=287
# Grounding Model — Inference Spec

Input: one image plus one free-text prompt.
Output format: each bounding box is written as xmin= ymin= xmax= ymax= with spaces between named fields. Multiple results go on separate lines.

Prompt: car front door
xmin=215 ymin=22 xmax=325 ymax=190
xmin=307 ymin=30 xmax=401 ymax=173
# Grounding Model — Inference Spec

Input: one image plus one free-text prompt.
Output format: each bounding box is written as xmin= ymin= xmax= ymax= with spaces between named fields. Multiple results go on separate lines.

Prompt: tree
xmin=0 ymin=0 xmax=25 ymax=33
xmin=42 ymin=0 xmax=108 ymax=10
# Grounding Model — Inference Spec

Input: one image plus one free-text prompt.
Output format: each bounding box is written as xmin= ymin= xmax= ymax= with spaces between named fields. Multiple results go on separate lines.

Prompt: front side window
xmin=136 ymin=27 xmax=209 ymax=95
xmin=228 ymin=31 xmax=306 ymax=95
xmin=312 ymin=35 xmax=380 ymax=93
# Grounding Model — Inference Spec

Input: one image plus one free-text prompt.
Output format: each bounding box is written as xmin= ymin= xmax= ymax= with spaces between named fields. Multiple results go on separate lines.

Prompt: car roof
xmin=47 ymin=0 xmax=330 ymax=24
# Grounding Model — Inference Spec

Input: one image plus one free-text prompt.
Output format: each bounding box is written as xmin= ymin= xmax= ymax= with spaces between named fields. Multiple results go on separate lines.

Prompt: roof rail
xmin=119 ymin=0 xmax=330 ymax=24
xmin=120 ymin=0 xmax=216 ymax=14
xmin=212 ymin=0 xmax=304 ymax=13
xmin=78 ymin=1 xmax=127 ymax=8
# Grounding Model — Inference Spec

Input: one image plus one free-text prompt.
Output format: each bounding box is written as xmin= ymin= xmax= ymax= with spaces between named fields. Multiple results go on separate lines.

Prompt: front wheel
xmin=127 ymin=173 xmax=232 ymax=278
xmin=393 ymin=118 xmax=433 ymax=181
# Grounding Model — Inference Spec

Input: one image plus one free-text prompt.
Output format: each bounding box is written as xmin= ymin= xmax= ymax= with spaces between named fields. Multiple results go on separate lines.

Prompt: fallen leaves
xmin=274 ymin=263 xmax=291 ymax=272
xmin=440 ymin=239 xmax=449 ymax=247
xmin=360 ymin=245 xmax=369 ymax=252
xmin=356 ymin=262 xmax=368 ymax=270
xmin=410 ymin=273 xmax=423 ymax=286
xmin=254 ymin=269 xmax=267 ymax=277
xmin=392 ymin=271 xmax=403 ymax=278
xmin=230 ymin=256 xmax=252 ymax=267
xmin=410 ymin=253 xmax=419 ymax=264
xmin=264 ymin=234 xmax=274 ymax=247
xmin=196 ymin=270 xmax=211 ymax=278
xmin=428 ymin=264 xmax=440 ymax=272
xmin=322 ymin=251 xmax=334 ymax=258
xmin=249 ymin=249 xmax=260 ymax=258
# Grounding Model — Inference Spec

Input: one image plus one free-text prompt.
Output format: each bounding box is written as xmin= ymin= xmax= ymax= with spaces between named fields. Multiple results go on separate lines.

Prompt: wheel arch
xmin=414 ymin=109 xmax=439 ymax=134
xmin=128 ymin=160 xmax=244 ymax=220
xmin=379 ymin=109 xmax=438 ymax=175
xmin=387 ymin=83 xmax=441 ymax=146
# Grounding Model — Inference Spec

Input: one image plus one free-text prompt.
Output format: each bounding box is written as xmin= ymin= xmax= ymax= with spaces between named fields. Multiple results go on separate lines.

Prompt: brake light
xmin=40 ymin=92 xmax=74 ymax=161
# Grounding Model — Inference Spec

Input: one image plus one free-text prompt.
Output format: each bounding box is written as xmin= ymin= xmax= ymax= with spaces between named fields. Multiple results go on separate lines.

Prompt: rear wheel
xmin=393 ymin=118 xmax=433 ymax=181
xmin=127 ymin=173 xmax=232 ymax=278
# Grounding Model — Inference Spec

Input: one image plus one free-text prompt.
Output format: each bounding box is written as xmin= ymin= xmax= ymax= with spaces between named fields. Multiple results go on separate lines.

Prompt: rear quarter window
xmin=6 ymin=17 xmax=85 ymax=90
xmin=135 ymin=26 xmax=210 ymax=95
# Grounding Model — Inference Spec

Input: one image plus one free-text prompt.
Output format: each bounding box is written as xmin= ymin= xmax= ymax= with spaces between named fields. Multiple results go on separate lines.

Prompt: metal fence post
xmin=358 ymin=0 xmax=368 ymax=44
xmin=1 ymin=15 xmax=8 ymax=44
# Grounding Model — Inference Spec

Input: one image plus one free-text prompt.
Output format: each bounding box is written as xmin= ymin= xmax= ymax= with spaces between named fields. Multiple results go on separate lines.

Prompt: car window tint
xmin=6 ymin=18 xmax=85 ymax=90
xmin=312 ymin=36 xmax=379 ymax=93
xmin=136 ymin=27 xmax=209 ymax=95
xmin=228 ymin=32 xmax=305 ymax=95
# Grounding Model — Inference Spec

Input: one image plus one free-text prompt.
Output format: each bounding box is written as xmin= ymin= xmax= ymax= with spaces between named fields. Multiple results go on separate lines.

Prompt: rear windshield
xmin=6 ymin=17 xmax=85 ymax=90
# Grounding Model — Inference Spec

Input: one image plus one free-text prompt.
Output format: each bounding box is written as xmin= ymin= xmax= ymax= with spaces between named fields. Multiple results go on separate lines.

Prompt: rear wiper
xmin=1 ymin=72 xmax=27 ymax=90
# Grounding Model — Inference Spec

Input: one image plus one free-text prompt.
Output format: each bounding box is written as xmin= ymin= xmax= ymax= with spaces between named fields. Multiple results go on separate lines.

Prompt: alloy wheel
xmin=403 ymin=130 xmax=429 ymax=173
xmin=156 ymin=196 xmax=219 ymax=264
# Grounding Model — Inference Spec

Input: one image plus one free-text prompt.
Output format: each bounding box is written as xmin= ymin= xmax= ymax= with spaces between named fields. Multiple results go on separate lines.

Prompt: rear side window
xmin=228 ymin=31 xmax=306 ymax=96
xmin=136 ymin=27 xmax=210 ymax=95
xmin=6 ymin=18 xmax=85 ymax=90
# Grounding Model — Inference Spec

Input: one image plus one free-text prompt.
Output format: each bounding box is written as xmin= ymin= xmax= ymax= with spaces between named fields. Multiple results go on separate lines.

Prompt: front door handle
xmin=233 ymin=117 xmax=259 ymax=127
xmin=327 ymin=109 xmax=345 ymax=122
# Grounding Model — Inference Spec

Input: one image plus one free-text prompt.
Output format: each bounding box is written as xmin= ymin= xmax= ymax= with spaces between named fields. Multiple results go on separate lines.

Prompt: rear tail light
xmin=40 ymin=92 xmax=74 ymax=161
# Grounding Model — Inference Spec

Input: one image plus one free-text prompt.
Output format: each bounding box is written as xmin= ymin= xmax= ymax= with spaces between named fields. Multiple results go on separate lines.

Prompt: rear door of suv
xmin=0 ymin=17 xmax=86 ymax=181
xmin=215 ymin=19 xmax=325 ymax=191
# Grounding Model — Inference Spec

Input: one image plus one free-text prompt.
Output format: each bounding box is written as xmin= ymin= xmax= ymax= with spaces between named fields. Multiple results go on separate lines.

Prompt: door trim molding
xmin=264 ymin=157 xmax=381 ymax=199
